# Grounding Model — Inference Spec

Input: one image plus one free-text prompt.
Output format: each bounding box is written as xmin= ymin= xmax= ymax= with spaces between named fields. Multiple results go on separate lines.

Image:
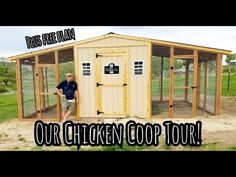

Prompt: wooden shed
xmin=9 ymin=33 xmax=231 ymax=121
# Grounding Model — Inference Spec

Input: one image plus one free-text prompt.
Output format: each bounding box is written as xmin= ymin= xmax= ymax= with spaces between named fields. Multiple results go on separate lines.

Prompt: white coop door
xmin=96 ymin=52 xmax=127 ymax=116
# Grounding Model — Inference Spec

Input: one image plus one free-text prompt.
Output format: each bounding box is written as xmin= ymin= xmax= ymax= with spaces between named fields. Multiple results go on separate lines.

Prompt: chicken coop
xmin=9 ymin=33 xmax=231 ymax=121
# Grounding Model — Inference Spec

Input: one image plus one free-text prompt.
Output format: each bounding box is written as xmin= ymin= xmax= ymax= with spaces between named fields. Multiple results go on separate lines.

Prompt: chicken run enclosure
xmin=9 ymin=33 xmax=231 ymax=121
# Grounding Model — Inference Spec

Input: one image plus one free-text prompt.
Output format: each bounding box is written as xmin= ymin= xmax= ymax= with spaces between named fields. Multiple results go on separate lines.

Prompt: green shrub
xmin=223 ymin=66 xmax=236 ymax=73
xmin=0 ymin=86 xmax=8 ymax=93
xmin=11 ymin=84 xmax=16 ymax=90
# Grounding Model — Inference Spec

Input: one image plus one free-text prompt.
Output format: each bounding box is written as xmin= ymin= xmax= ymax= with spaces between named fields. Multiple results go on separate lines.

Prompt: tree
xmin=0 ymin=57 xmax=16 ymax=87
xmin=226 ymin=53 xmax=236 ymax=65
xmin=225 ymin=54 xmax=236 ymax=91
xmin=58 ymin=61 xmax=74 ymax=81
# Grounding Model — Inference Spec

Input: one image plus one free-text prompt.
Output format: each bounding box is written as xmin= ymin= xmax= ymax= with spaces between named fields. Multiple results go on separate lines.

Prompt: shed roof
xmin=9 ymin=33 xmax=232 ymax=60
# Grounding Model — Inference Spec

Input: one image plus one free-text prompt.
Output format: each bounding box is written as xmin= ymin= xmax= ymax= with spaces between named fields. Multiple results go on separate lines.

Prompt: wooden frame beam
xmin=16 ymin=60 xmax=24 ymax=120
xmin=123 ymin=53 xmax=128 ymax=117
xmin=35 ymin=55 xmax=42 ymax=119
xmin=215 ymin=54 xmax=222 ymax=115
xmin=45 ymin=68 xmax=49 ymax=107
xmin=73 ymin=46 xmax=80 ymax=121
xmin=168 ymin=46 xmax=174 ymax=118
xmin=32 ymin=65 xmax=37 ymax=115
xmin=160 ymin=56 xmax=164 ymax=101
xmin=148 ymin=43 xmax=152 ymax=119
xmin=39 ymin=67 xmax=45 ymax=111
xmin=203 ymin=61 xmax=208 ymax=110
xmin=55 ymin=51 xmax=61 ymax=121
xmin=174 ymin=55 xmax=195 ymax=59
xmin=96 ymin=55 xmax=102 ymax=115
xmin=124 ymin=51 xmax=129 ymax=116
xmin=192 ymin=50 xmax=198 ymax=117
xmin=184 ymin=60 xmax=189 ymax=101
xmin=197 ymin=62 xmax=201 ymax=108
xmin=37 ymin=64 xmax=56 ymax=68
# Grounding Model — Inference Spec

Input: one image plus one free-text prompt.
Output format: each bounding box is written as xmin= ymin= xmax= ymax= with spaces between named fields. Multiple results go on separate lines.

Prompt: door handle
xmin=97 ymin=110 xmax=104 ymax=115
xmin=191 ymin=86 xmax=197 ymax=89
xmin=96 ymin=82 xmax=104 ymax=87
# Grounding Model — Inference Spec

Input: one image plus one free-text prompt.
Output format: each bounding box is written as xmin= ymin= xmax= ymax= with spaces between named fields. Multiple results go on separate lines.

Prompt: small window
xmin=82 ymin=62 xmax=91 ymax=76
xmin=134 ymin=60 xmax=144 ymax=75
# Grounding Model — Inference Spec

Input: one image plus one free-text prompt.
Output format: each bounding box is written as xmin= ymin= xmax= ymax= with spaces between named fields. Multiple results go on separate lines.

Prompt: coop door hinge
xmin=96 ymin=53 xmax=103 ymax=58
xmin=97 ymin=110 xmax=104 ymax=115
xmin=97 ymin=82 xmax=104 ymax=87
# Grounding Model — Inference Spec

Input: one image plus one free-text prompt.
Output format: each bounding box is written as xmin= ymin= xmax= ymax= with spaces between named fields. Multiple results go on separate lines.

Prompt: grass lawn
xmin=0 ymin=73 xmax=58 ymax=123
xmin=222 ymin=73 xmax=236 ymax=96
xmin=0 ymin=93 xmax=17 ymax=123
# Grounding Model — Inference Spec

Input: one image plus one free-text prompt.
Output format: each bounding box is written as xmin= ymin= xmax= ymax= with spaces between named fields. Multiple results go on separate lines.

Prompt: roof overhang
xmin=9 ymin=33 xmax=232 ymax=61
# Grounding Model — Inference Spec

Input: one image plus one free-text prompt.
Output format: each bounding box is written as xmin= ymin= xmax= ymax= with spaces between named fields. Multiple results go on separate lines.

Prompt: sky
xmin=0 ymin=26 xmax=235 ymax=64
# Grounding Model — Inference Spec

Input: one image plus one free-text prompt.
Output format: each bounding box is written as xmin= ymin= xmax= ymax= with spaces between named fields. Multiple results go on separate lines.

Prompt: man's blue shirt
xmin=56 ymin=80 xmax=77 ymax=100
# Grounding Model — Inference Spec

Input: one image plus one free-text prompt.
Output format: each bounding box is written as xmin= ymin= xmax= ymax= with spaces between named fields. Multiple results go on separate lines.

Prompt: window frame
xmin=133 ymin=60 xmax=144 ymax=76
xmin=81 ymin=61 xmax=92 ymax=77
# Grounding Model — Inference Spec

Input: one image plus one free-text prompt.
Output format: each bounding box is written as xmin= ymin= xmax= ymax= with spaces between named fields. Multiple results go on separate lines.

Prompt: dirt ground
xmin=222 ymin=97 xmax=236 ymax=115
xmin=0 ymin=97 xmax=236 ymax=151
xmin=1 ymin=115 xmax=236 ymax=151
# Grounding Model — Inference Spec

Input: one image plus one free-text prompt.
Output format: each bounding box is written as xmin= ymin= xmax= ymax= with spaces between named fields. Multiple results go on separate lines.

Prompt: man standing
xmin=56 ymin=73 xmax=78 ymax=122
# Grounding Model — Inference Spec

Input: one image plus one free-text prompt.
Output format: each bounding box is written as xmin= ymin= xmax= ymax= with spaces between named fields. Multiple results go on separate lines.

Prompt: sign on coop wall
xmin=104 ymin=63 xmax=119 ymax=74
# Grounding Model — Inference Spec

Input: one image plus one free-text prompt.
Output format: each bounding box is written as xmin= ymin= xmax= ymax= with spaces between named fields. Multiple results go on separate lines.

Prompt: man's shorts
xmin=61 ymin=97 xmax=75 ymax=112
